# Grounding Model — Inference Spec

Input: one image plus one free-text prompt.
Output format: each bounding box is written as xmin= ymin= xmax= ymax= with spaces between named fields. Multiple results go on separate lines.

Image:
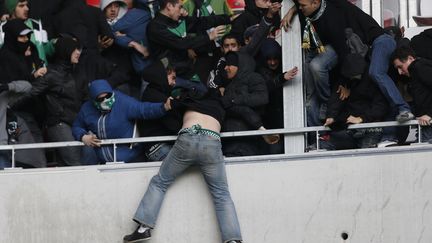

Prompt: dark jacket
xmin=0 ymin=20 xmax=43 ymax=83
xmin=257 ymin=38 xmax=285 ymax=129
xmin=222 ymin=52 xmax=268 ymax=130
xmin=230 ymin=0 xmax=279 ymax=45
xmin=326 ymin=74 xmax=389 ymax=130
xmin=294 ymin=0 xmax=384 ymax=64
xmin=139 ymin=61 xmax=184 ymax=138
xmin=28 ymin=0 xmax=65 ymax=38
xmin=147 ymin=12 xmax=230 ymax=77
xmin=9 ymin=37 xmax=82 ymax=127
xmin=408 ymin=58 xmax=432 ymax=118
xmin=12 ymin=63 xmax=81 ymax=127
xmin=53 ymin=0 xmax=113 ymax=52
xmin=222 ymin=52 xmax=268 ymax=109
xmin=410 ymin=28 xmax=432 ymax=60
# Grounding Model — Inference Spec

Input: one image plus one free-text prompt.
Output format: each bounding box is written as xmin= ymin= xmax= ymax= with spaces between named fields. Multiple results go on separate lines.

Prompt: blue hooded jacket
xmin=72 ymin=79 xmax=166 ymax=163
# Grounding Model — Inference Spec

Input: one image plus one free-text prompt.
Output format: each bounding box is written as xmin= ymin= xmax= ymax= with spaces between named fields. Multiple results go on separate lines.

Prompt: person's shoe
xmin=123 ymin=226 xmax=151 ymax=243
xmin=227 ymin=241 xmax=242 ymax=243
xmin=377 ymin=140 xmax=398 ymax=148
xmin=396 ymin=111 xmax=414 ymax=123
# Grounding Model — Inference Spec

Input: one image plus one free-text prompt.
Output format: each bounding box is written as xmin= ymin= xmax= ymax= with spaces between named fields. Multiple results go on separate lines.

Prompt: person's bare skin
xmin=182 ymin=110 xmax=221 ymax=133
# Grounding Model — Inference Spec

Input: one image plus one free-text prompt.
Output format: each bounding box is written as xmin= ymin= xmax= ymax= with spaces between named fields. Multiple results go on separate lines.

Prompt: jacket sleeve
xmin=8 ymin=76 xmax=50 ymax=109
xmin=326 ymin=88 xmax=345 ymax=121
xmin=72 ymin=107 xmax=89 ymax=141
xmin=7 ymin=80 xmax=32 ymax=93
xmin=359 ymin=87 xmax=389 ymax=123
xmin=121 ymin=92 xmax=167 ymax=120
xmin=114 ymin=35 xmax=134 ymax=48
xmin=148 ymin=22 xmax=212 ymax=50
xmin=185 ymin=15 xmax=231 ymax=33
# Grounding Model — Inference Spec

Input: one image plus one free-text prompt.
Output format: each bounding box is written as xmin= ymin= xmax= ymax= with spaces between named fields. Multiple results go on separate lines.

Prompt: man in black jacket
xmin=221 ymin=51 xmax=279 ymax=156
xmin=282 ymin=0 xmax=414 ymax=125
xmin=391 ymin=47 xmax=432 ymax=143
xmin=321 ymin=53 xmax=389 ymax=150
xmin=10 ymin=37 xmax=83 ymax=166
xmin=147 ymin=0 xmax=233 ymax=81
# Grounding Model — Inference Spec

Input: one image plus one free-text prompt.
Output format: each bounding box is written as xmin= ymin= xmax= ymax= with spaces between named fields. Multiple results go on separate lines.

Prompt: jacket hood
xmin=54 ymin=36 xmax=80 ymax=63
xmin=100 ymin=0 xmax=128 ymax=20
xmin=142 ymin=59 xmax=171 ymax=93
xmin=2 ymin=19 xmax=32 ymax=53
xmin=234 ymin=52 xmax=256 ymax=80
xmin=89 ymin=79 xmax=113 ymax=100
xmin=259 ymin=38 xmax=281 ymax=60
xmin=423 ymin=28 xmax=432 ymax=38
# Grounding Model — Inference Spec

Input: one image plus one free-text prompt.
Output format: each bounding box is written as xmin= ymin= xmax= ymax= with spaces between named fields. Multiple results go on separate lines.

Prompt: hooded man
xmin=10 ymin=37 xmax=83 ymax=166
xmin=0 ymin=19 xmax=45 ymax=82
xmin=5 ymin=0 xmax=55 ymax=64
xmin=72 ymin=79 xmax=172 ymax=164
xmin=230 ymin=0 xmax=280 ymax=45
xmin=0 ymin=19 xmax=48 ymax=168
xmin=257 ymin=38 xmax=298 ymax=153
xmin=320 ymin=53 xmax=389 ymax=150
xmin=101 ymin=0 xmax=153 ymax=74
xmin=220 ymin=51 xmax=279 ymax=156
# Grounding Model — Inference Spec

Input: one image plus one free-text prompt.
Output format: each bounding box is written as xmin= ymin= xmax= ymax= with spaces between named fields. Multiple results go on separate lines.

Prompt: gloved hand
xmin=0 ymin=83 xmax=9 ymax=94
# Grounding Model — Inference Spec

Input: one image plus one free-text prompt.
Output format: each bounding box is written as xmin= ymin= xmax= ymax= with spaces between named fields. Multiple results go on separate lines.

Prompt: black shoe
xmin=227 ymin=240 xmax=242 ymax=243
xmin=123 ymin=226 xmax=151 ymax=243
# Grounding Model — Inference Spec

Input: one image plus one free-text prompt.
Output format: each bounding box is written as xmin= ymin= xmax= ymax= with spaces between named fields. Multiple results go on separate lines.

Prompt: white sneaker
xmin=377 ymin=140 xmax=398 ymax=148
xmin=396 ymin=111 xmax=414 ymax=123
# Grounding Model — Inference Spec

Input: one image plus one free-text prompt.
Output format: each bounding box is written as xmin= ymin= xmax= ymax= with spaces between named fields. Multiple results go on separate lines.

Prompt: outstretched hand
xmin=284 ymin=66 xmax=298 ymax=80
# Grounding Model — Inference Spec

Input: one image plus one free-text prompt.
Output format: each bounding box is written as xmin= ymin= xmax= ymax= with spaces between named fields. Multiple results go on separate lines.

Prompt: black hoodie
xmin=10 ymin=37 xmax=82 ymax=126
xmin=410 ymin=28 xmax=432 ymax=60
xmin=230 ymin=0 xmax=280 ymax=45
xmin=0 ymin=19 xmax=43 ymax=84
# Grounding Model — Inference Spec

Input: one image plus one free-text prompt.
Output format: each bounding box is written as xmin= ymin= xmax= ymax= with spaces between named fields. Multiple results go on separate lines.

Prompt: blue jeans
xmin=304 ymin=45 xmax=338 ymax=126
xmin=133 ymin=133 xmax=242 ymax=243
xmin=369 ymin=34 xmax=410 ymax=113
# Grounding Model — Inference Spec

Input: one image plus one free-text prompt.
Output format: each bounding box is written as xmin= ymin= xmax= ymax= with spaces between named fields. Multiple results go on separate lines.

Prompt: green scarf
xmin=302 ymin=0 xmax=326 ymax=53
xmin=168 ymin=21 xmax=187 ymax=38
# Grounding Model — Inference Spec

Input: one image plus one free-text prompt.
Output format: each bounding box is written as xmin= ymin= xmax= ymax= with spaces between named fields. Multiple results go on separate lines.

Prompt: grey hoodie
xmin=100 ymin=0 xmax=128 ymax=25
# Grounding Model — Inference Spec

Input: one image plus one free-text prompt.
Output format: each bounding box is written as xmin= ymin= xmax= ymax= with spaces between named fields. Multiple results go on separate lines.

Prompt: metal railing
xmin=0 ymin=120 xmax=427 ymax=169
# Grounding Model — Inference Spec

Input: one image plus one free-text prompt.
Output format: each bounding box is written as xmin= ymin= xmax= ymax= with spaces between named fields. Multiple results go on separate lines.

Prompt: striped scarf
xmin=302 ymin=0 xmax=327 ymax=53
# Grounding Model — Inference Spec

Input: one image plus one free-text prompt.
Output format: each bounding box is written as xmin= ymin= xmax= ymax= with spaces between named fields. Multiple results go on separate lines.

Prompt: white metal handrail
xmin=0 ymin=120 xmax=424 ymax=168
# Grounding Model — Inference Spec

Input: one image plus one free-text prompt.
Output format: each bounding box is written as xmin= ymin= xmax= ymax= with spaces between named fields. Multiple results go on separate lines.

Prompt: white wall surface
xmin=1 ymin=146 xmax=432 ymax=243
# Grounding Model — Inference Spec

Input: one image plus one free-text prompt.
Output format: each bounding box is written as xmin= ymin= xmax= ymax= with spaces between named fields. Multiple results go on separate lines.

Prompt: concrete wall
xmin=1 ymin=146 xmax=432 ymax=243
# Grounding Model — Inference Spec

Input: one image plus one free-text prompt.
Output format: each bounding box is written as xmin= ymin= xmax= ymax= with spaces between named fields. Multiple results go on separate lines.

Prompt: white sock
xmin=138 ymin=225 xmax=149 ymax=233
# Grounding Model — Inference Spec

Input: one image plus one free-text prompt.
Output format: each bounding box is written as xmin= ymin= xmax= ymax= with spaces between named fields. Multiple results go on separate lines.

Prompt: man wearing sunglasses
xmin=72 ymin=79 xmax=172 ymax=164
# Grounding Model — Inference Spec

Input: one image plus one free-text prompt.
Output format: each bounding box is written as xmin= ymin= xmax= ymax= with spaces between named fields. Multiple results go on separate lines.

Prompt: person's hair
xmin=158 ymin=0 xmax=179 ymax=10
xmin=390 ymin=46 xmax=417 ymax=63
xmin=221 ymin=33 xmax=240 ymax=46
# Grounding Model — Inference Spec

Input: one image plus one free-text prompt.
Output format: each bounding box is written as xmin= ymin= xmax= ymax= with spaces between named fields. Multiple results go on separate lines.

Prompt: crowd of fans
xmin=0 ymin=0 xmax=431 ymax=169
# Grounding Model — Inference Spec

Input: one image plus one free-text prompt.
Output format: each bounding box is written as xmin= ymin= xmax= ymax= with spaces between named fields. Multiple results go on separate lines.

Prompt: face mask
xmin=16 ymin=41 xmax=30 ymax=55
xmin=94 ymin=93 xmax=115 ymax=112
